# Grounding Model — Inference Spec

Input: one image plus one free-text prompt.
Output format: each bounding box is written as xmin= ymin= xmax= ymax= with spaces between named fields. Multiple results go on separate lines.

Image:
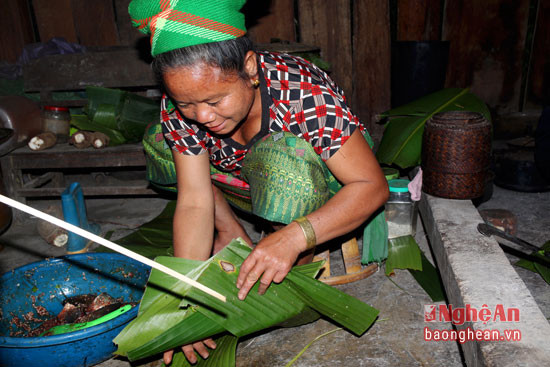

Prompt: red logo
xmin=423 ymin=304 xmax=520 ymax=325
xmin=424 ymin=304 xmax=437 ymax=322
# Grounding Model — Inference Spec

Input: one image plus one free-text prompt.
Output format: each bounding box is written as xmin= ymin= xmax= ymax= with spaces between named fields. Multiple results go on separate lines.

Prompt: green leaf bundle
xmin=70 ymin=86 xmax=159 ymax=146
xmin=114 ymin=239 xmax=379 ymax=366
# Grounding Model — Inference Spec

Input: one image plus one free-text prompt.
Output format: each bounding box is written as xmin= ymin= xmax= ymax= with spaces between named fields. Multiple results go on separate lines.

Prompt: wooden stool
xmin=313 ymin=237 xmax=378 ymax=285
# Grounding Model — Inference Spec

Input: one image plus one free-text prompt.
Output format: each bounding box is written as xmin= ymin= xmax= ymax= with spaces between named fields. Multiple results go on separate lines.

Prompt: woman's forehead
xmin=165 ymin=62 xmax=239 ymax=83
xmin=163 ymin=63 xmax=241 ymax=100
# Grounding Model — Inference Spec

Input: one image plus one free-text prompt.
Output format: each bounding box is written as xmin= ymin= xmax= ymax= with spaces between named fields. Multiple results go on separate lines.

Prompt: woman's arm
xmin=172 ymin=150 xmax=215 ymax=260
xmin=301 ymin=129 xmax=389 ymax=244
xmin=164 ymin=150 xmax=218 ymax=365
xmin=236 ymin=129 xmax=389 ymax=299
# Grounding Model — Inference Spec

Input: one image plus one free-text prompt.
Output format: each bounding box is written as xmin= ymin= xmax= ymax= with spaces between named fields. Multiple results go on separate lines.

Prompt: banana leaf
xmin=114 ymin=239 xmax=379 ymax=366
xmin=408 ymin=251 xmax=446 ymax=302
xmin=515 ymin=241 xmax=550 ymax=284
xmin=119 ymin=92 xmax=161 ymax=141
xmin=362 ymin=209 xmax=389 ymax=264
xmin=91 ymin=103 xmax=119 ymax=130
xmin=385 ymin=235 xmax=422 ymax=276
xmin=375 ymin=88 xmax=491 ymax=169
xmin=115 ymin=257 xmax=226 ymax=360
xmin=97 ymin=201 xmax=176 ymax=258
xmin=71 ymin=114 xmax=127 ymax=146
xmin=169 ymin=334 xmax=239 ymax=367
xmin=85 ymin=85 xmax=126 ymax=117
xmin=386 ymin=236 xmax=446 ymax=301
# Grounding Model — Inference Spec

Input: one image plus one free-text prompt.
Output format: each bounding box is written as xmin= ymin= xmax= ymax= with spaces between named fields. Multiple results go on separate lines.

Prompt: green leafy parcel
xmin=70 ymin=86 xmax=159 ymax=146
xmin=114 ymin=239 xmax=379 ymax=366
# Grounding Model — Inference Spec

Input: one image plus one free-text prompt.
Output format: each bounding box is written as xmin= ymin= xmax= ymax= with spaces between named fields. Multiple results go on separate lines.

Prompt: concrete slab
xmin=477 ymin=185 xmax=550 ymax=320
xmin=419 ymin=192 xmax=550 ymax=366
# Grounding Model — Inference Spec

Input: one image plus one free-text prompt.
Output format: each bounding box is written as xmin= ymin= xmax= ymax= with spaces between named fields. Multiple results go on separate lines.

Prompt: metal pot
xmin=493 ymin=148 xmax=550 ymax=192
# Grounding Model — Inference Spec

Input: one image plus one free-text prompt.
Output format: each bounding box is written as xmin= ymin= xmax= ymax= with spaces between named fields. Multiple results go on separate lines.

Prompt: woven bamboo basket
xmin=421 ymin=111 xmax=492 ymax=199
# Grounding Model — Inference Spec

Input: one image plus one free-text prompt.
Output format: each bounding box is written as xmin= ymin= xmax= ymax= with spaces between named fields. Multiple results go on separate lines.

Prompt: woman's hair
xmin=152 ymin=36 xmax=255 ymax=82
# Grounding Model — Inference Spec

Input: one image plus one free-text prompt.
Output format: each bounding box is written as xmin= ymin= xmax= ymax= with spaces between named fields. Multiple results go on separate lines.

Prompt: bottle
xmin=42 ymin=106 xmax=71 ymax=142
xmin=385 ymin=179 xmax=418 ymax=239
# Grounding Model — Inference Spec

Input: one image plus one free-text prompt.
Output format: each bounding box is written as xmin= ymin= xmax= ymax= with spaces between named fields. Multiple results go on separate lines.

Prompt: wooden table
xmin=0 ymin=143 xmax=157 ymax=204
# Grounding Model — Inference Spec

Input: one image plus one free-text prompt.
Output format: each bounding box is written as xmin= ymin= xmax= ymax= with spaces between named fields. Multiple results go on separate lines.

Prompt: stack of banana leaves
xmin=71 ymin=86 xmax=159 ymax=146
xmin=114 ymin=239 xmax=380 ymax=366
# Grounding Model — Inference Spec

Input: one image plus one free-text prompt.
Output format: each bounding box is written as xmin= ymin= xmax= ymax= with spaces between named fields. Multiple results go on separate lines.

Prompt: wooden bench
xmin=0 ymin=47 xmax=161 ymax=209
xmin=0 ymin=142 xmax=157 ymax=205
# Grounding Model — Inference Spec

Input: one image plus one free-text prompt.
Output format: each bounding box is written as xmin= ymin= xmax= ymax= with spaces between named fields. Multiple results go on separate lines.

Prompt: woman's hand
xmin=236 ymin=222 xmax=306 ymax=300
xmin=163 ymin=338 xmax=217 ymax=365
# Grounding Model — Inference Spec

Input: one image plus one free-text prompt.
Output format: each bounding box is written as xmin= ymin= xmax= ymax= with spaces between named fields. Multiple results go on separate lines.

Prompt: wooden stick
xmin=0 ymin=195 xmax=226 ymax=302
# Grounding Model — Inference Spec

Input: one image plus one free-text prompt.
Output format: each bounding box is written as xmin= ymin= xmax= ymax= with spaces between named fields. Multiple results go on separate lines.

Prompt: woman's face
xmin=163 ymin=63 xmax=257 ymax=136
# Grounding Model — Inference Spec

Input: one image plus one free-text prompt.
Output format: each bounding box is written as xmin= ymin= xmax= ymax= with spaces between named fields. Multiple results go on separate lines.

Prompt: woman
xmin=130 ymin=0 xmax=389 ymax=363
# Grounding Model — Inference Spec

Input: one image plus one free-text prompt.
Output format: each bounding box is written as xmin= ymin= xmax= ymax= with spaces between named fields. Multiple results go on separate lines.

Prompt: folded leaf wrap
xmin=114 ymin=239 xmax=379 ymax=365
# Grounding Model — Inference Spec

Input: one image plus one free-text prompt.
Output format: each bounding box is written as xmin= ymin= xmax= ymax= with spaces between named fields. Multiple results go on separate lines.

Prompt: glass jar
xmin=385 ymin=179 xmax=418 ymax=239
xmin=42 ymin=106 xmax=70 ymax=141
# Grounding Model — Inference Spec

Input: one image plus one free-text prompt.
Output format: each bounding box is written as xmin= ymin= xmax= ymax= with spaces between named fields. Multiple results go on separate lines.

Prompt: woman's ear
xmin=243 ymin=51 xmax=258 ymax=80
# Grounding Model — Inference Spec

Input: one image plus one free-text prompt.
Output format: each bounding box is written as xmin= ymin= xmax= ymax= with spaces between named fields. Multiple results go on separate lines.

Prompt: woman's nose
xmin=195 ymin=104 xmax=215 ymax=124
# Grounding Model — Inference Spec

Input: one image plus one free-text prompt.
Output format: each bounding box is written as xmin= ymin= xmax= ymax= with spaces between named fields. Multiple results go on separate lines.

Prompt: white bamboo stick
xmin=0 ymin=194 xmax=226 ymax=302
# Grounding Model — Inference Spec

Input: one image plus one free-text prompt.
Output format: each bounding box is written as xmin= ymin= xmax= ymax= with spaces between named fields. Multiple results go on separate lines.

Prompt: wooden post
xmin=114 ymin=0 xmax=148 ymax=47
xmin=72 ymin=0 xmax=120 ymax=47
xmin=0 ymin=0 xmax=36 ymax=63
xmin=443 ymin=0 xmax=530 ymax=115
xmin=525 ymin=0 xmax=550 ymax=109
xmin=352 ymin=0 xmax=391 ymax=142
xmin=396 ymin=0 xmax=443 ymax=41
xmin=297 ymin=0 xmax=353 ymax=101
xmin=245 ymin=0 xmax=296 ymax=44
xmin=32 ymin=0 xmax=78 ymax=43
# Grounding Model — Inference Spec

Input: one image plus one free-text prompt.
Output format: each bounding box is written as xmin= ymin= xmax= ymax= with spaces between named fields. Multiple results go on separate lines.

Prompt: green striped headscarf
xmin=129 ymin=0 xmax=247 ymax=56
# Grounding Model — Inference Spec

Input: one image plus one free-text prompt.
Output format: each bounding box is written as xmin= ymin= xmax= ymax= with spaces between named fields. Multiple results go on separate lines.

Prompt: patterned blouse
xmin=161 ymin=51 xmax=365 ymax=177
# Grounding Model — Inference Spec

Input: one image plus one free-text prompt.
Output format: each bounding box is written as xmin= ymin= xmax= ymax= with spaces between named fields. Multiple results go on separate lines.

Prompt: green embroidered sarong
xmin=241 ymin=132 xmax=342 ymax=224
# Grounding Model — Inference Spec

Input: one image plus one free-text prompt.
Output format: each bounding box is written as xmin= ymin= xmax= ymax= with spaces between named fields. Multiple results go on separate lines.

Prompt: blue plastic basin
xmin=0 ymin=253 xmax=150 ymax=367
